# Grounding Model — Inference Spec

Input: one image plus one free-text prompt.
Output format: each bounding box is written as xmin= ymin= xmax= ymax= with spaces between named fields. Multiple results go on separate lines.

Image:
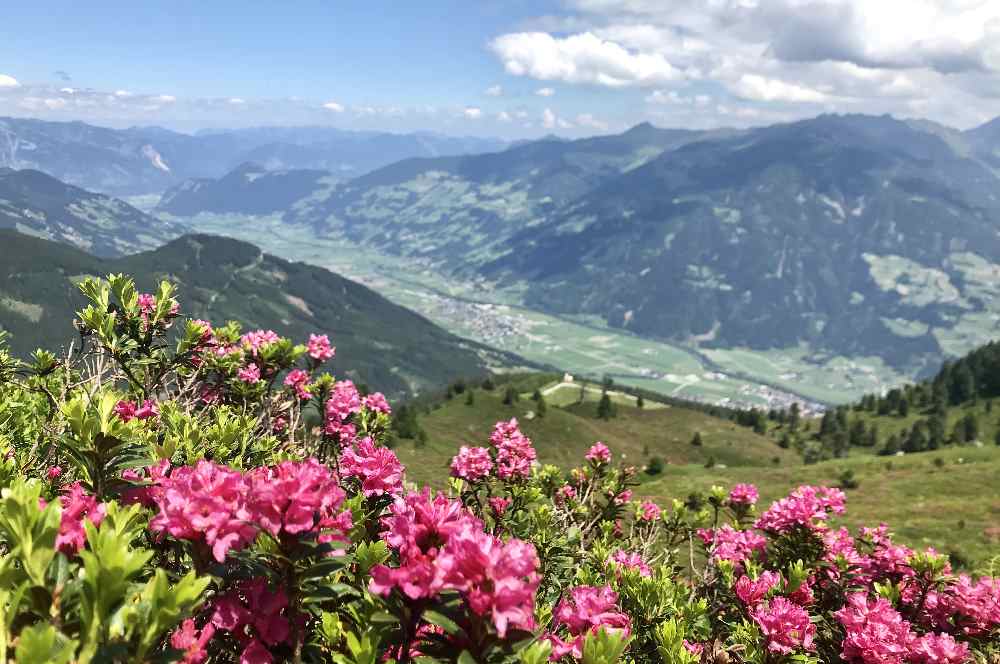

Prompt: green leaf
xmin=14 ymin=624 xmax=77 ymax=664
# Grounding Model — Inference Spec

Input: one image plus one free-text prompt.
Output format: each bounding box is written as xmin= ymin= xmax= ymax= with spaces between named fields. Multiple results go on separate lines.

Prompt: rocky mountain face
xmin=0 ymin=168 xmax=182 ymax=256
xmin=0 ymin=231 xmax=497 ymax=397
xmin=0 ymin=117 xmax=508 ymax=195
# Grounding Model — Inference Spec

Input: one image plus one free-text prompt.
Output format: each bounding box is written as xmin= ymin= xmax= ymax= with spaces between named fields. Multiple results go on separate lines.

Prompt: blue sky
xmin=1 ymin=1 xmax=998 ymax=137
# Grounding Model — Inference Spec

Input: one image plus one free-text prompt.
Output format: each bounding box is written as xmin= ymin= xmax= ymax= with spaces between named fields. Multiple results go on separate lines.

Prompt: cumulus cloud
xmin=490 ymin=31 xmax=683 ymax=87
xmin=733 ymin=74 xmax=828 ymax=103
xmin=542 ymin=107 xmax=573 ymax=129
xmin=463 ymin=106 xmax=483 ymax=119
xmin=0 ymin=74 xmax=20 ymax=88
xmin=497 ymin=110 xmax=512 ymax=122
xmin=228 ymin=97 xmax=246 ymax=105
xmin=485 ymin=85 xmax=504 ymax=96
xmin=322 ymin=100 xmax=345 ymax=112
xmin=535 ymin=87 xmax=555 ymax=97
xmin=494 ymin=0 xmax=1000 ymax=128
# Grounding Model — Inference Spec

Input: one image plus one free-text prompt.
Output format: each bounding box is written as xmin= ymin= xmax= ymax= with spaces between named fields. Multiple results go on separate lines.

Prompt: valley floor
xmin=170 ymin=213 xmax=907 ymax=408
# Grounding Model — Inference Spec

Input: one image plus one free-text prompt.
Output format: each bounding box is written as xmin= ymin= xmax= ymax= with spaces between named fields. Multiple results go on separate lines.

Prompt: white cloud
xmin=59 ymin=87 xmax=76 ymax=95
xmin=114 ymin=90 xmax=133 ymax=97
xmin=645 ymin=90 xmax=711 ymax=106
xmin=490 ymin=31 xmax=683 ymax=87
xmin=228 ymin=97 xmax=246 ymax=105
xmin=156 ymin=94 xmax=177 ymax=104
xmin=575 ymin=113 xmax=609 ymax=130
xmin=322 ymin=100 xmax=345 ymax=112
xmin=485 ymin=85 xmax=503 ymax=97
xmin=463 ymin=106 xmax=483 ymax=119
xmin=499 ymin=1 xmax=1000 ymax=128
xmin=535 ymin=87 xmax=555 ymax=97
xmin=733 ymin=75 xmax=829 ymax=103
xmin=497 ymin=110 xmax=512 ymax=122
xmin=541 ymin=107 xmax=574 ymax=129
xmin=0 ymin=75 xmax=20 ymax=88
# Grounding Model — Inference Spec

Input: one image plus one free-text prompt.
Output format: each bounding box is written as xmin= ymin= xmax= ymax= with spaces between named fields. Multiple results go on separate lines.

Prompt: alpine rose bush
xmin=0 ymin=273 xmax=996 ymax=664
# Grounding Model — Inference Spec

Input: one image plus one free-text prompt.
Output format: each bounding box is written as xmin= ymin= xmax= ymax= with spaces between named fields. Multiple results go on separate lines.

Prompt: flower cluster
xmin=546 ymin=586 xmax=631 ymax=659
xmin=53 ymin=482 xmax=107 ymax=554
xmin=489 ymin=418 xmax=537 ymax=480
xmin=754 ymin=484 xmax=846 ymax=533
xmin=339 ymin=436 xmax=405 ymax=497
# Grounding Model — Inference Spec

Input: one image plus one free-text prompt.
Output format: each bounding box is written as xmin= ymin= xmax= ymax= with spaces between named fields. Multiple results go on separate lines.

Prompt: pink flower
xmin=247 ymin=459 xmax=352 ymax=552
xmin=137 ymin=293 xmax=156 ymax=316
xmin=613 ymin=489 xmax=633 ymax=506
xmin=149 ymin=460 xmax=259 ymax=562
xmin=585 ymin=442 xmax=611 ymax=464
xmin=909 ymin=633 xmax=971 ymax=664
xmin=556 ymin=484 xmax=577 ymax=504
xmin=241 ymin=329 xmax=280 ymax=355
xmin=489 ymin=419 xmax=536 ymax=480
xmin=307 ymin=333 xmax=335 ymax=362
xmin=683 ymin=640 xmax=704 ymax=656
xmin=947 ymin=574 xmax=1000 ymax=636
xmin=283 ymin=369 xmax=311 ymax=400
xmin=607 ymin=549 xmax=651 ymax=577
xmin=46 ymin=466 xmax=62 ymax=481
xmin=734 ymin=571 xmax=781 ymax=606
xmin=362 ymin=392 xmax=391 ymax=414
xmin=755 ymin=485 xmax=846 ymax=534
xmin=136 ymin=399 xmax=159 ymax=420
xmin=239 ymin=640 xmax=273 ymax=664
xmin=238 ymin=364 xmax=261 ymax=384
xmin=170 ymin=619 xmax=215 ymax=664
xmin=728 ymin=483 xmax=759 ymax=506
xmin=697 ymin=525 xmax=767 ymax=566
xmin=750 ymin=597 xmax=815 ymax=655
xmin=114 ymin=399 xmax=138 ymax=422
xmin=489 ymin=496 xmax=512 ymax=517
xmin=439 ymin=526 xmax=540 ymax=637
xmin=54 ymin=482 xmax=107 ymax=554
xmin=547 ymin=586 xmax=631 ymax=659
xmin=450 ymin=445 xmax=494 ymax=482
xmin=271 ymin=416 xmax=287 ymax=433
xmin=211 ymin=578 xmax=289 ymax=664
xmin=339 ymin=437 xmax=405 ymax=498
xmin=637 ymin=500 xmax=661 ymax=522
xmin=324 ymin=380 xmax=362 ymax=441
xmin=370 ymin=490 xmax=483 ymax=600
xmin=835 ymin=593 xmax=915 ymax=664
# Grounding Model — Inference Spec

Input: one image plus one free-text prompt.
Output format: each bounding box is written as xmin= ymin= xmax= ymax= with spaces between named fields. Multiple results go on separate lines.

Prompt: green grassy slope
xmin=639 ymin=446 xmax=1000 ymax=569
xmin=0 ymin=230 xmax=499 ymax=399
xmin=394 ymin=378 xmax=794 ymax=487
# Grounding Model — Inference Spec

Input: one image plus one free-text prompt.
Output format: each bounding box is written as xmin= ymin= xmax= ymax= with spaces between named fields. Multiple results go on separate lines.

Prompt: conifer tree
xmin=536 ymin=395 xmax=547 ymax=418
xmin=691 ymin=431 xmax=703 ymax=447
xmin=597 ymin=393 xmax=616 ymax=420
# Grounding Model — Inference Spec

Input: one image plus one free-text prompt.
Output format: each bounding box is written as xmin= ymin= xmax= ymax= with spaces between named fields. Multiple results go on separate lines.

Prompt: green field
xmin=391 ymin=378 xmax=795 ymax=488
xmin=639 ymin=445 xmax=1000 ymax=569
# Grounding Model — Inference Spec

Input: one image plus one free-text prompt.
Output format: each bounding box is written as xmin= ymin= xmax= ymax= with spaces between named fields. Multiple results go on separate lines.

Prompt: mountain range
xmin=0 ymin=117 xmax=507 ymax=195
xmin=0 ymin=231 xmax=501 ymax=398
xmin=160 ymin=113 xmax=1000 ymax=377
xmin=6 ymin=111 xmax=1000 ymax=391
xmin=0 ymin=168 xmax=181 ymax=256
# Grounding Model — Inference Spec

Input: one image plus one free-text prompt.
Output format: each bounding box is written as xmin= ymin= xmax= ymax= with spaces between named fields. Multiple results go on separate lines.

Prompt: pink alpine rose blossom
xmin=488 ymin=496 xmax=512 ymax=517
xmin=585 ymin=442 xmax=611 ymax=464
xmin=637 ymin=500 xmax=661 ymax=522
xmin=734 ymin=571 xmax=782 ymax=606
xmin=339 ymin=437 xmax=405 ymax=497
xmin=607 ymin=549 xmax=651 ymax=577
xmin=136 ymin=399 xmax=160 ymax=420
xmin=361 ymin=391 xmax=391 ymax=414
xmin=755 ymin=485 xmax=846 ymax=534
xmin=169 ymin=619 xmax=215 ymax=664
xmin=54 ymin=482 xmax=107 ymax=554
xmin=835 ymin=592 xmax=916 ymax=664
xmin=489 ymin=418 xmax=536 ymax=480
xmin=237 ymin=363 xmax=261 ymax=384
xmin=749 ymin=596 xmax=816 ymax=654
xmin=450 ymin=445 xmax=494 ymax=482
xmin=728 ymin=483 xmax=759 ymax=506
xmin=307 ymin=333 xmax=335 ymax=362
xmin=547 ymin=585 xmax=631 ymax=659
